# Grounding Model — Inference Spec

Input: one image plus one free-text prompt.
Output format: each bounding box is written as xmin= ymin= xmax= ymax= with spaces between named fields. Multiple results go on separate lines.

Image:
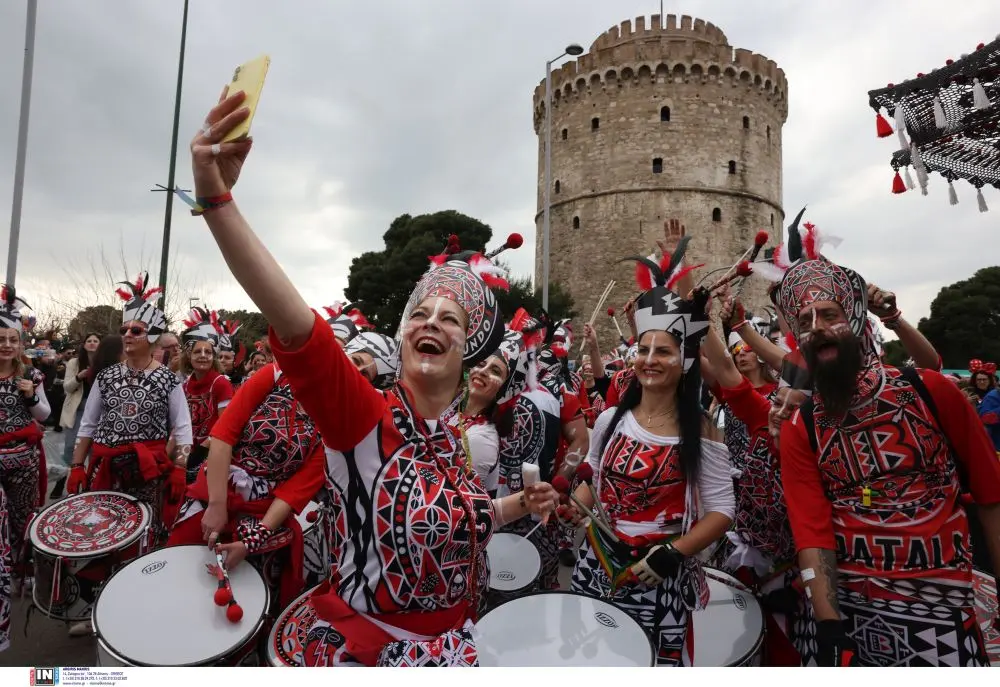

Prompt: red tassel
xmin=876 ymin=112 xmax=894 ymax=138
xmin=892 ymin=171 xmax=907 ymax=194
xmin=634 ymin=262 xmax=653 ymax=291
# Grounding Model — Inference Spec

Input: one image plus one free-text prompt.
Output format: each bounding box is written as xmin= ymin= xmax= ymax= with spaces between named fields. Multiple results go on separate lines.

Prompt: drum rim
xmin=30 ymin=584 xmax=93 ymax=622
xmin=30 ymin=490 xmax=153 ymax=558
xmin=486 ymin=532 xmax=542 ymax=593
xmin=477 ymin=589 xmax=656 ymax=667
xmin=264 ymin=583 xmax=323 ymax=666
xmin=700 ymin=567 xmax=767 ymax=667
xmin=93 ymin=544 xmax=270 ymax=667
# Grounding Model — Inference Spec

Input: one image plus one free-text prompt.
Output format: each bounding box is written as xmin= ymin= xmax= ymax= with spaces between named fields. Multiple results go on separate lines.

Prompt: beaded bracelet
xmin=236 ymin=519 xmax=272 ymax=554
xmin=731 ymin=319 xmax=750 ymax=332
xmin=880 ymin=309 xmax=903 ymax=331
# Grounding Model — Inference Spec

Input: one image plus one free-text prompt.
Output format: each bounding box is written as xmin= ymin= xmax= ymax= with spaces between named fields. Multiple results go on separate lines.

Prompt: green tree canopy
xmin=344 ymin=211 xmax=493 ymax=332
xmin=918 ymin=266 xmax=1000 ymax=368
xmin=217 ymin=309 xmax=270 ymax=348
xmin=67 ymin=305 xmax=122 ymax=341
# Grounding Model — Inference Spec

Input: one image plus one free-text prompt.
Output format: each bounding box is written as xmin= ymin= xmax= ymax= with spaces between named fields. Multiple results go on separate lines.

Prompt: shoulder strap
xmin=899 ymin=366 xmax=970 ymax=492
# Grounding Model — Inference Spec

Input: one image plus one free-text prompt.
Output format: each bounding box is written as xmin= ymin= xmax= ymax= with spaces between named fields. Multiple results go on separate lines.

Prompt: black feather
xmin=663 ymin=236 xmax=692 ymax=282
xmin=786 ymin=207 xmax=806 ymax=263
xmin=617 ymin=255 xmax=664 ymax=286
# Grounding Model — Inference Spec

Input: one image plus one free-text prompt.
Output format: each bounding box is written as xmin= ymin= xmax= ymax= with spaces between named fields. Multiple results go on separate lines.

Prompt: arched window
xmin=554 ymin=180 xmax=560 ymax=194
xmin=573 ymin=216 xmax=580 ymax=229
xmin=712 ymin=208 xmax=722 ymax=222
xmin=742 ymin=115 xmax=750 ymax=129
xmin=652 ymin=158 xmax=663 ymax=174
xmin=766 ymin=125 xmax=771 ymax=142
xmin=660 ymin=106 xmax=671 ymax=122
xmin=561 ymin=128 xmax=568 ymax=140
xmin=591 ymin=117 xmax=600 ymax=131
xmin=728 ymin=160 xmax=737 ymax=174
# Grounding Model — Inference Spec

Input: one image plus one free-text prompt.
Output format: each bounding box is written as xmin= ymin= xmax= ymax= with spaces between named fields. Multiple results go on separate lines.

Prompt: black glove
xmin=761 ymin=586 xmax=802 ymax=616
xmin=815 ymin=619 xmax=860 ymax=667
xmin=631 ymin=543 xmax=685 ymax=585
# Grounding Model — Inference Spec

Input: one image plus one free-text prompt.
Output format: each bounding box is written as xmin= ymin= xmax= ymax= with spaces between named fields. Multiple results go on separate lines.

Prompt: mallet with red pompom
xmin=606 ymin=306 xmax=628 ymax=344
xmin=733 ymin=230 xmax=769 ymax=299
xmin=211 ymin=551 xmax=244 ymax=623
xmin=551 ymin=475 xmax=620 ymax=542
xmin=485 ymin=232 xmax=524 ymax=260
xmin=574 ymin=463 xmax=614 ymax=532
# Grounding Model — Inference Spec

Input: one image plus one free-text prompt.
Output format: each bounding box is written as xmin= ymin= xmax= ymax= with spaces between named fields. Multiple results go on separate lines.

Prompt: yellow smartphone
xmin=222 ymin=54 xmax=270 ymax=142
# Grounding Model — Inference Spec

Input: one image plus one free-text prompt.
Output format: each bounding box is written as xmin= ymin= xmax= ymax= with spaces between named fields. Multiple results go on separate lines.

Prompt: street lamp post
xmin=541 ymin=43 xmax=583 ymax=312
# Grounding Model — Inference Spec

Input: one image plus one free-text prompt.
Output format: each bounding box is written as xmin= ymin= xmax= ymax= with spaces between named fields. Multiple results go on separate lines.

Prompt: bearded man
xmin=776 ymin=258 xmax=1000 ymax=667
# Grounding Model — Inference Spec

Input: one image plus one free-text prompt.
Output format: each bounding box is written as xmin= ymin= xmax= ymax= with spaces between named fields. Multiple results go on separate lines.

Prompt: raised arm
xmin=868 ymin=283 xmax=941 ymax=370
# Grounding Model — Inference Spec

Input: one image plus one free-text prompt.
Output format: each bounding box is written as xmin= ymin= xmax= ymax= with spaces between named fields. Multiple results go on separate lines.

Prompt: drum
xmin=297 ymin=502 xmax=329 ymax=588
xmin=484 ymin=532 xmax=540 ymax=610
xmin=973 ymin=568 xmax=999 ymax=666
xmin=29 ymin=491 xmax=153 ymax=621
xmin=691 ymin=569 xmax=765 ymax=666
xmin=93 ymin=545 xmax=270 ymax=666
xmin=263 ymin=584 xmax=320 ymax=666
xmin=475 ymin=590 xmax=654 ymax=667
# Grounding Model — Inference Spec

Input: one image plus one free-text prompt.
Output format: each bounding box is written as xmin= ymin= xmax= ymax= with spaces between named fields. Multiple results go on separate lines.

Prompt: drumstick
xmin=575 ymin=464 xmax=613 ymax=531
xmin=733 ymin=231 xmax=768 ymax=300
xmin=607 ymin=307 xmax=625 ymax=341
xmin=213 ymin=551 xmax=244 ymax=623
xmin=551 ymin=476 xmax=619 ymax=542
xmin=581 ymin=281 xmax=616 ymax=352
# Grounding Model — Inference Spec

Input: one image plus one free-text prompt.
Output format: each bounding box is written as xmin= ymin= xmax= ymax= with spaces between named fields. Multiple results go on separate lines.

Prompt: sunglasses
xmin=119 ymin=325 xmax=148 ymax=337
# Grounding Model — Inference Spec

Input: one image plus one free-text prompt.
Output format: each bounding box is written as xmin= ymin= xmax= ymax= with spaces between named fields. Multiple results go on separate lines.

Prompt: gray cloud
xmin=1 ymin=0 xmax=997 ymax=330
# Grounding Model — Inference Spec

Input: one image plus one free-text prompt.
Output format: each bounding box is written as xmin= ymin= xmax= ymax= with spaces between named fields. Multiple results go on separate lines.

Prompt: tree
xmin=882 ymin=340 xmax=910 ymax=368
xmin=918 ymin=266 xmax=1000 ymax=368
xmin=216 ymin=309 xmax=270 ymax=348
xmin=495 ymin=274 xmax=577 ymax=322
xmin=67 ymin=305 xmax=122 ymax=341
xmin=344 ymin=211 xmax=494 ymax=332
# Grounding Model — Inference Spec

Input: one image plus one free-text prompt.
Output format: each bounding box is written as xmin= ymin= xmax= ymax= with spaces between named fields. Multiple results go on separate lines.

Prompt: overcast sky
xmin=1 ymin=0 xmax=997 ymax=329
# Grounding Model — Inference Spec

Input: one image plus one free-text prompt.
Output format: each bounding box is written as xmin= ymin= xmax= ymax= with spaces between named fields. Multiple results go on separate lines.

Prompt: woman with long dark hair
xmin=53 ymin=333 xmax=101 ymax=498
xmin=563 ymin=245 xmax=735 ymax=666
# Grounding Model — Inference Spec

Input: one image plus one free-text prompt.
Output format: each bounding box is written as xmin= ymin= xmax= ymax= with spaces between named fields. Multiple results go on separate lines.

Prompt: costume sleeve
xmin=28 ymin=369 xmax=51 ymax=422
xmin=718 ymin=378 xmax=770 ymax=434
xmin=77 ymin=381 xmax=103 ymax=439
xmin=779 ymin=411 xmax=837 ymax=551
xmin=920 ymin=369 xmax=1000 ymax=506
xmin=560 ymin=391 xmax=584 ymax=424
xmin=213 ymin=375 xmax=235 ymax=411
xmin=587 ymin=408 xmax=616 ymax=475
xmin=465 ymin=423 xmax=500 ymax=490
xmin=273 ymin=444 xmax=326 ymax=513
xmin=269 ymin=311 xmax=387 ymax=451
xmin=605 ymin=371 xmax=626 ymax=407
xmin=63 ymin=359 xmax=81 ymax=395
xmin=698 ymin=440 xmax=736 ymax=519
xmin=210 ymin=364 xmax=277 ymax=445
xmin=169 ymin=384 xmax=193 ymax=445
xmin=978 ymin=389 xmax=1000 ymax=424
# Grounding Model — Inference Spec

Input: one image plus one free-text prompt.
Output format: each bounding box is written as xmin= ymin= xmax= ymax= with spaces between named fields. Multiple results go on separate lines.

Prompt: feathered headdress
xmin=0 ymin=285 xmax=30 ymax=332
xmin=395 ymin=233 xmax=513 ymax=367
xmin=740 ymin=208 xmax=843 ymax=287
xmin=181 ymin=306 xmax=222 ymax=349
xmin=116 ymin=272 xmax=167 ymax=343
xmin=344 ymin=332 xmax=399 ymax=390
xmin=323 ymin=302 xmax=373 ymax=344
xmin=218 ymin=319 xmax=246 ymax=367
xmin=618 ymin=236 xmax=710 ymax=373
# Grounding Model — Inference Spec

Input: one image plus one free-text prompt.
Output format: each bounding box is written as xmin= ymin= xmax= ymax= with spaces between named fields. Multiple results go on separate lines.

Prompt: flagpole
xmin=6 ymin=0 xmax=39 ymax=287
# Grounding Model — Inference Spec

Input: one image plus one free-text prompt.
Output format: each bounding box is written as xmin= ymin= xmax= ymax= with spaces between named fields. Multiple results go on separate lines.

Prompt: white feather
xmin=749 ymin=261 xmax=788 ymax=283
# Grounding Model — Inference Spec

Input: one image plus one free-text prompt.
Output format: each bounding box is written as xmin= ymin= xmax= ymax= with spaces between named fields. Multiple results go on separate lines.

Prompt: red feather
xmin=772 ymin=243 xmax=786 ymax=267
xmin=634 ymin=261 xmax=653 ymax=291
xmin=323 ymin=304 xmax=343 ymax=319
xmin=347 ymin=309 xmax=373 ymax=330
xmin=429 ymin=254 xmax=447 ymax=267
xmin=141 ymin=286 xmax=163 ymax=302
xmin=784 ymin=331 xmax=798 ymax=352
xmin=115 ymin=288 xmax=132 ymax=302
xmin=0 ymin=286 xmax=7 ymax=303
xmin=666 ymin=263 xmax=704 ymax=291
xmin=509 ymin=308 xmax=532 ymax=332
xmin=801 ymin=222 xmax=818 ymax=260
xmin=480 ymin=273 xmax=510 ymax=291
xmin=736 ymin=261 xmax=753 ymax=277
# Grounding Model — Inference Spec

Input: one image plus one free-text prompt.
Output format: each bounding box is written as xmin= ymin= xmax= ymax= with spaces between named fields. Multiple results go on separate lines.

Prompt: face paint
xmin=811 ymin=305 xmax=818 ymax=334
xmin=645 ymin=334 xmax=657 ymax=366
xmin=830 ymin=322 xmax=849 ymax=334
xmin=426 ymin=297 xmax=444 ymax=328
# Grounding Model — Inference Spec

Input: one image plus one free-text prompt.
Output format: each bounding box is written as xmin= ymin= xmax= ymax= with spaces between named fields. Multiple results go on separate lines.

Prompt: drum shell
xmin=262 ymin=584 xmax=321 ymax=667
xmin=95 ymin=622 xmax=266 ymax=667
xmin=693 ymin=569 xmax=766 ymax=667
xmin=298 ymin=502 xmax=329 ymax=588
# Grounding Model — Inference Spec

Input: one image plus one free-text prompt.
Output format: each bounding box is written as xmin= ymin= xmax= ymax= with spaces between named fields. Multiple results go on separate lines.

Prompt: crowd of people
xmin=0 ymin=87 xmax=995 ymax=667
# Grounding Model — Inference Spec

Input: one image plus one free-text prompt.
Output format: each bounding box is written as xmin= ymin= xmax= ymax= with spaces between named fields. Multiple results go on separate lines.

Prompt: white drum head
xmin=691 ymin=570 xmax=764 ymax=666
xmin=94 ymin=545 xmax=269 ymax=666
xmin=475 ymin=591 xmax=653 ymax=667
xmin=30 ymin=491 xmax=151 ymax=559
xmin=486 ymin=533 xmax=541 ymax=592
xmin=296 ymin=501 xmax=321 ymax=534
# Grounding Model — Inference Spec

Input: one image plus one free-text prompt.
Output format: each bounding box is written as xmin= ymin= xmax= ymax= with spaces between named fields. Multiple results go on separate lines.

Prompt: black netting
xmin=868 ymin=36 xmax=1000 ymax=187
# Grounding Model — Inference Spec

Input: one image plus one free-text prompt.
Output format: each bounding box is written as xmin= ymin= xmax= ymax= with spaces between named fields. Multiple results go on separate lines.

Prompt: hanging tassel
xmin=948 ymin=180 xmax=959 ymax=205
xmin=911 ymin=143 xmax=929 ymax=195
xmin=977 ymin=187 xmax=989 ymax=212
xmin=903 ymin=166 xmax=916 ymax=190
xmin=933 ymin=96 xmax=947 ymax=129
xmin=894 ymin=105 xmax=909 ymax=149
xmin=973 ymin=78 xmax=991 ymax=110
xmin=875 ymin=111 xmax=893 ymax=137
xmin=892 ymin=171 xmax=907 ymax=194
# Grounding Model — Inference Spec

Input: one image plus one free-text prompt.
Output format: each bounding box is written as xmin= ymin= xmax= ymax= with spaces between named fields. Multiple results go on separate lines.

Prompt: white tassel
xmin=948 ymin=180 xmax=959 ymax=205
xmin=894 ymin=105 xmax=909 ymax=149
xmin=911 ymin=144 xmax=929 ymax=195
xmin=933 ymin=96 xmax=947 ymax=129
xmin=973 ymin=78 xmax=991 ymax=110
xmin=903 ymin=166 xmax=916 ymax=190
xmin=977 ymin=187 xmax=989 ymax=212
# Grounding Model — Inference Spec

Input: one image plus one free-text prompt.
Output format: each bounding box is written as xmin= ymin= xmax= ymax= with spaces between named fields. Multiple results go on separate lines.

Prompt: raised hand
xmin=190 ymin=87 xmax=254 ymax=198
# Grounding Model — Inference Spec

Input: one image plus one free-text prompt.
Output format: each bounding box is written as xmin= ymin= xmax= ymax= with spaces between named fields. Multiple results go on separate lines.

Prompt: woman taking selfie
xmin=187 ymin=89 xmax=558 ymax=666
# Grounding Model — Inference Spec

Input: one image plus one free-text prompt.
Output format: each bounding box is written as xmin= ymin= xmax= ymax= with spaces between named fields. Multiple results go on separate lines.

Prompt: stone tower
xmin=532 ymin=14 xmax=788 ymax=352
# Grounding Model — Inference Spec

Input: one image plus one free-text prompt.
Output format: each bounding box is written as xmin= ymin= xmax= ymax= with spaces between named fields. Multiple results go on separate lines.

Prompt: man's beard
xmin=804 ymin=332 xmax=863 ymax=416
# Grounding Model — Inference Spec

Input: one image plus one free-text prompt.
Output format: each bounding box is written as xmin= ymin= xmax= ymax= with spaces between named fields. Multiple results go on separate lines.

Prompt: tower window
xmin=712 ymin=208 xmax=722 ymax=222
xmin=554 ymin=180 xmax=560 ymax=194
xmin=591 ymin=117 xmax=600 ymax=130
xmin=561 ymin=128 xmax=568 ymax=140
xmin=770 ymin=213 xmax=775 ymax=226
xmin=766 ymin=125 xmax=771 ymax=142
xmin=728 ymin=160 xmax=737 ymax=174
xmin=742 ymin=116 xmax=750 ymax=129
xmin=652 ymin=158 xmax=664 ymax=174
xmin=660 ymin=106 xmax=671 ymax=122
xmin=572 ymin=216 xmax=580 ymax=229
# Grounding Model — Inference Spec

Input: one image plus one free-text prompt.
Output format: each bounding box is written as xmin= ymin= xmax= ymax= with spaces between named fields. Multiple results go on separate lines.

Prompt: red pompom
xmin=551 ymin=475 xmax=570 ymax=494
xmin=214 ymin=587 xmax=231 ymax=606
xmin=875 ymin=112 xmax=893 ymax=137
xmin=606 ymin=307 xmax=615 ymax=316
xmin=892 ymin=170 xmax=907 ymax=194
xmin=576 ymin=463 xmax=594 ymax=482
xmin=977 ymin=43 xmax=985 ymax=50
xmin=736 ymin=261 xmax=753 ymax=277
xmin=946 ymin=59 xmax=954 ymax=65
xmin=226 ymin=603 xmax=244 ymax=623
xmin=506 ymin=232 xmax=523 ymax=249
xmin=917 ymin=72 xmax=925 ymax=78
xmin=754 ymin=230 xmax=769 ymax=247
xmin=887 ymin=83 xmax=894 ymax=87
xmin=305 ymin=510 xmax=319 ymax=523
